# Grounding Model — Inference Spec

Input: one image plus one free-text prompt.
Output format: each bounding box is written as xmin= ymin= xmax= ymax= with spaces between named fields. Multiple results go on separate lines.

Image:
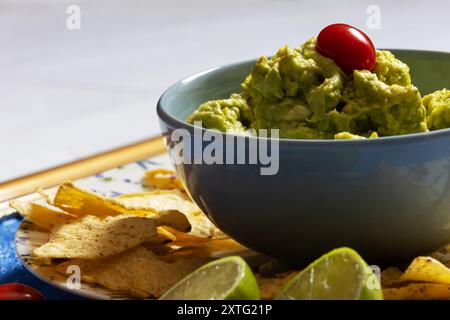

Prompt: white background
xmin=1 ymin=0 xmax=449 ymax=182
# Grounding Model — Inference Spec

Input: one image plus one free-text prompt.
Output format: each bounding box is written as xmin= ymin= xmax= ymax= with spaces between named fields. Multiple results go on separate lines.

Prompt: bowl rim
xmin=157 ymin=49 xmax=450 ymax=146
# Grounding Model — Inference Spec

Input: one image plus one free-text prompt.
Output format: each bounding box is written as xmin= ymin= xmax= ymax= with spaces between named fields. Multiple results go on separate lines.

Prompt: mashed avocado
xmin=187 ymin=93 xmax=253 ymax=132
xmin=187 ymin=38 xmax=448 ymax=139
xmin=424 ymin=89 xmax=450 ymax=130
xmin=334 ymin=131 xmax=379 ymax=140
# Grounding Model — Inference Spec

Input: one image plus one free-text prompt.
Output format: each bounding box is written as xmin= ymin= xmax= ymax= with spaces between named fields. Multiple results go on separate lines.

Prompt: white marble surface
xmin=1 ymin=0 xmax=449 ymax=182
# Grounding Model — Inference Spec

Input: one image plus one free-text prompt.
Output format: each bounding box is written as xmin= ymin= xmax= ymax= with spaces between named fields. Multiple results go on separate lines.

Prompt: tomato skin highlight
xmin=0 ymin=283 xmax=45 ymax=300
xmin=316 ymin=23 xmax=376 ymax=74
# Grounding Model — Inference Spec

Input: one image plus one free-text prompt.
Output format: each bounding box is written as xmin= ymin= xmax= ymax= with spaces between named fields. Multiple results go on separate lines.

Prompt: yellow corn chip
xmin=50 ymin=182 xmax=191 ymax=232
xmin=9 ymin=199 xmax=76 ymax=231
xmin=150 ymin=227 xmax=176 ymax=244
xmin=383 ymin=283 xmax=450 ymax=300
xmin=116 ymin=190 xmax=195 ymax=212
xmin=33 ymin=214 xmax=157 ymax=259
xmin=400 ymin=256 xmax=450 ymax=285
xmin=55 ymin=245 xmax=210 ymax=298
xmin=33 ymin=210 xmax=188 ymax=259
xmin=51 ymin=182 xmax=105 ymax=214
xmin=143 ymin=243 xmax=174 ymax=256
xmin=182 ymin=212 xmax=226 ymax=239
xmin=52 ymin=182 xmax=149 ymax=218
xmin=116 ymin=189 xmax=221 ymax=238
xmin=36 ymin=188 xmax=54 ymax=204
xmin=142 ymin=228 xmax=176 ymax=246
xmin=164 ymin=228 xmax=211 ymax=244
xmin=144 ymin=168 xmax=184 ymax=190
xmin=162 ymin=238 xmax=247 ymax=260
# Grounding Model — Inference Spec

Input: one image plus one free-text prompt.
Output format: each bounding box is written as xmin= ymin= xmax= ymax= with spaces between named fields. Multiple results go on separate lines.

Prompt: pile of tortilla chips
xmin=10 ymin=170 xmax=244 ymax=298
xmin=9 ymin=168 xmax=450 ymax=300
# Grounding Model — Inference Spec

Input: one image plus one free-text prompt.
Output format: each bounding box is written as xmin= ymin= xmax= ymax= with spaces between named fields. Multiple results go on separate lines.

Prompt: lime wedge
xmin=276 ymin=247 xmax=383 ymax=300
xmin=160 ymin=256 xmax=260 ymax=300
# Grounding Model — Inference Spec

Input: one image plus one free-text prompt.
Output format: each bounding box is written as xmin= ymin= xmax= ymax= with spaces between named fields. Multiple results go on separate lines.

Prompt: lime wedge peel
xmin=160 ymin=256 xmax=260 ymax=300
xmin=276 ymin=247 xmax=383 ymax=300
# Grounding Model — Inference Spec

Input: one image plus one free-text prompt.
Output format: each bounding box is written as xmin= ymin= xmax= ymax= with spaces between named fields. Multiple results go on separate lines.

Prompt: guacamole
xmin=424 ymin=89 xmax=450 ymax=130
xmin=187 ymin=38 xmax=448 ymax=139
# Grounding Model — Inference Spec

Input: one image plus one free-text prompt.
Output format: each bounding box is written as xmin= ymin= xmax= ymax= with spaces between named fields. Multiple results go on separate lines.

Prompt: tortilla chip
xmin=51 ymin=181 xmax=109 ymax=215
xmin=36 ymin=188 xmax=54 ymax=205
xmin=144 ymin=168 xmax=184 ymax=190
xmin=49 ymin=182 xmax=192 ymax=230
xmin=256 ymin=272 xmax=297 ymax=300
xmin=152 ymin=210 xmax=191 ymax=233
xmin=116 ymin=189 xmax=221 ymax=238
xmin=143 ymin=243 xmax=174 ymax=256
xmin=9 ymin=199 xmax=76 ymax=230
xmin=165 ymin=238 xmax=246 ymax=259
xmin=33 ymin=211 xmax=187 ymax=259
xmin=170 ymin=234 xmax=234 ymax=248
xmin=116 ymin=190 xmax=196 ymax=213
xmin=182 ymin=213 xmax=226 ymax=239
xmin=55 ymin=246 xmax=210 ymax=298
xmin=141 ymin=228 xmax=176 ymax=246
xmin=150 ymin=227 xmax=176 ymax=244
xmin=383 ymin=283 xmax=450 ymax=300
xmin=165 ymin=229 xmax=211 ymax=244
xmin=399 ymin=256 xmax=450 ymax=285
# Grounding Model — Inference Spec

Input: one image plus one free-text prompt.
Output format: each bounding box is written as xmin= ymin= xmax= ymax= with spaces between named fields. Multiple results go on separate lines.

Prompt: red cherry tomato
xmin=0 ymin=283 xmax=44 ymax=300
xmin=316 ymin=23 xmax=376 ymax=74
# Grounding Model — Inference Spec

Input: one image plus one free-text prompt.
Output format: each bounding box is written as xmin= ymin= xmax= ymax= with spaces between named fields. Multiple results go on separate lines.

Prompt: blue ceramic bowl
xmin=157 ymin=50 xmax=450 ymax=266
